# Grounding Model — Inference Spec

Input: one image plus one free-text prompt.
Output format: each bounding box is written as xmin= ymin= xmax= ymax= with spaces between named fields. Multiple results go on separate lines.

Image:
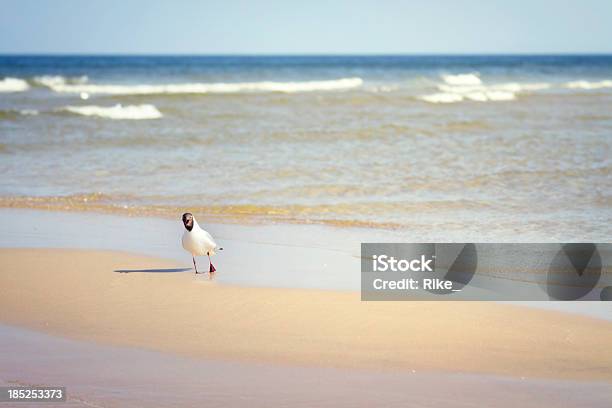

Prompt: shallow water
xmin=1 ymin=55 xmax=611 ymax=239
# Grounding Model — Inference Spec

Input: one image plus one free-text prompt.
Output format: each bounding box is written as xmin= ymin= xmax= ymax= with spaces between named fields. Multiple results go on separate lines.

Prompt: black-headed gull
xmin=181 ymin=212 xmax=222 ymax=274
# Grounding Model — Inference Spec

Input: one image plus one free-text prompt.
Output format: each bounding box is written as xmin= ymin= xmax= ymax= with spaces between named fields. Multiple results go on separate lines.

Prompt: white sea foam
xmin=45 ymin=77 xmax=364 ymax=95
xmin=34 ymin=75 xmax=88 ymax=88
xmin=419 ymin=91 xmax=516 ymax=104
xmin=19 ymin=109 xmax=39 ymax=116
xmin=0 ymin=77 xmax=30 ymax=92
xmin=564 ymin=80 xmax=612 ymax=90
xmin=442 ymin=73 xmax=482 ymax=86
xmin=420 ymin=73 xmax=550 ymax=104
xmin=439 ymin=82 xmax=550 ymax=94
xmin=368 ymin=85 xmax=400 ymax=93
xmin=62 ymin=104 xmax=162 ymax=120
xmin=419 ymin=93 xmax=464 ymax=104
xmin=500 ymin=82 xmax=551 ymax=92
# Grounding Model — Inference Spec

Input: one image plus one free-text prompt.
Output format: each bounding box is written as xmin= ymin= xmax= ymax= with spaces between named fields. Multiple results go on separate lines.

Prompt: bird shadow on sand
xmin=114 ymin=267 xmax=192 ymax=274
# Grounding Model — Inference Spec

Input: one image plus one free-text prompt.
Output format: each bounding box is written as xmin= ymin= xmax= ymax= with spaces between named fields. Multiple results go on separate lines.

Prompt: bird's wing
xmin=203 ymin=230 xmax=217 ymax=248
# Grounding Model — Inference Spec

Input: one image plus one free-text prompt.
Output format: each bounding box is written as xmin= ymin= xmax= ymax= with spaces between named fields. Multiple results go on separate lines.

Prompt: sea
xmin=0 ymin=55 xmax=611 ymax=240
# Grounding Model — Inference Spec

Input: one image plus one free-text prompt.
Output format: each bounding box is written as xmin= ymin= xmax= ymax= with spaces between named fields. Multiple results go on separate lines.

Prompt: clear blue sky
xmin=1 ymin=0 xmax=611 ymax=54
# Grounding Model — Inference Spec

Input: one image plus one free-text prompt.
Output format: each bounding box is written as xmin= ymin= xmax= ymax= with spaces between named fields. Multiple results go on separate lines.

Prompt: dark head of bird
xmin=182 ymin=212 xmax=194 ymax=231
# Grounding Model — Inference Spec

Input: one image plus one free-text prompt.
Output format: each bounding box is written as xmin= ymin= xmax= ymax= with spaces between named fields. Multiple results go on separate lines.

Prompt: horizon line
xmin=1 ymin=52 xmax=612 ymax=57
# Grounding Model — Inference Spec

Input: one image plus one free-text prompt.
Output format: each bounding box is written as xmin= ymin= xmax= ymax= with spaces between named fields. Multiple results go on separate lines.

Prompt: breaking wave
xmin=43 ymin=77 xmax=364 ymax=95
xmin=564 ymin=80 xmax=612 ymax=90
xmin=8 ymin=73 xmax=612 ymax=102
xmin=420 ymin=73 xmax=550 ymax=104
xmin=61 ymin=104 xmax=162 ymax=120
xmin=33 ymin=75 xmax=89 ymax=88
xmin=0 ymin=77 xmax=30 ymax=92
xmin=0 ymin=109 xmax=39 ymax=120
xmin=441 ymin=73 xmax=483 ymax=86
xmin=19 ymin=109 xmax=39 ymax=116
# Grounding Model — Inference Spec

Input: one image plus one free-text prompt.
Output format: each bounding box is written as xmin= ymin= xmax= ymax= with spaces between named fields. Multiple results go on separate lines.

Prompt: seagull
xmin=181 ymin=212 xmax=222 ymax=274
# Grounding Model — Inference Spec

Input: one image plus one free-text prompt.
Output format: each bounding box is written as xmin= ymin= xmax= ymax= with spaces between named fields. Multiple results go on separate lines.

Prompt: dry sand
xmin=1 ymin=248 xmax=611 ymax=382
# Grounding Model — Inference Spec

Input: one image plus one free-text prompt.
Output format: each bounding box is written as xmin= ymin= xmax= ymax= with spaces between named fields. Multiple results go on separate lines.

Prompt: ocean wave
xmin=0 ymin=77 xmax=30 ymax=92
xmin=0 ymin=109 xmax=39 ymax=120
xmin=19 ymin=109 xmax=39 ymax=116
xmin=33 ymin=75 xmax=88 ymax=88
xmin=420 ymin=93 xmax=465 ymax=104
xmin=61 ymin=104 xmax=162 ymax=120
xmin=368 ymin=85 xmax=400 ymax=93
xmin=421 ymin=73 xmax=550 ymax=104
xmin=442 ymin=73 xmax=482 ymax=86
xmin=420 ymin=91 xmax=516 ymax=103
xmin=564 ymin=80 xmax=612 ymax=90
xmin=44 ymin=77 xmax=364 ymax=95
xmin=438 ymin=82 xmax=550 ymax=94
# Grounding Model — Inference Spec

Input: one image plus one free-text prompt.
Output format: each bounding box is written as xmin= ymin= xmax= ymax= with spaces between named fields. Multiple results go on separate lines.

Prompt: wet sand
xmin=1 ymin=209 xmax=611 ymax=406
xmin=1 ymin=248 xmax=611 ymax=382
xmin=2 ymin=323 xmax=610 ymax=408
xmin=2 ymin=208 xmax=612 ymax=318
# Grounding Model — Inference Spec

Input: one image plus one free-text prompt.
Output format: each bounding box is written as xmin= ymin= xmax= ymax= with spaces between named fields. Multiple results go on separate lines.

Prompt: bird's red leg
xmin=208 ymin=254 xmax=216 ymax=273
xmin=193 ymin=256 xmax=198 ymax=274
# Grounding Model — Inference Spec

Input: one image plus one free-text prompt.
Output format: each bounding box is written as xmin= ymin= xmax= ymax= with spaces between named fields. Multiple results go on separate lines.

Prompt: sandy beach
xmin=0 ymin=209 xmax=611 ymax=406
xmin=2 ymin=11 xmax=612 ymax=407
xmin=5 ymin=324 xmax=612 ymax=408
xmin=2 ymin=247 xmax=611 ymax=382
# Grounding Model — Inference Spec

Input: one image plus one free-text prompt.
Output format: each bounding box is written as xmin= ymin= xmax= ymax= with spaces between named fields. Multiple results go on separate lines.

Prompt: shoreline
xmin=2 ymin=207 xmax=611 ymax=319
xmin=1 ymin=247 xmax=611 ymax=382
xmin=0 ymin=196 xmax=407 ymax=231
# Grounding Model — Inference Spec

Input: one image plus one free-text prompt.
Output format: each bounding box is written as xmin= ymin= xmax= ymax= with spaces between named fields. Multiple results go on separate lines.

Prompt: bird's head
xmin=182 ymin=212 xmax=194 ymax=231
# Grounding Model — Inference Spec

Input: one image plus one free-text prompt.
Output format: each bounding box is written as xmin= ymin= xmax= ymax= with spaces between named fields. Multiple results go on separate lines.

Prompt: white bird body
xmin=182 ymin=219 xmax=218 ymax=256
xmin=181 ymin=213 xmax=220 ymax=274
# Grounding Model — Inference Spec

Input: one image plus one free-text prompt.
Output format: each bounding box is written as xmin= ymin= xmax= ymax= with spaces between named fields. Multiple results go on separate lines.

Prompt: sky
xmin=1 ymin=0 xmax=611 ymax=54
